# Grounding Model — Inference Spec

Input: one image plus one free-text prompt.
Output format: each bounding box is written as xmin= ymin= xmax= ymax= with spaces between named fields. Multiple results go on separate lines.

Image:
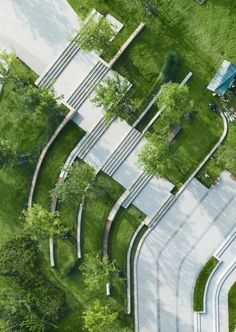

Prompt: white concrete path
xmin=1 ymin=0 xmax=175 ymax=261
xmin=0 ymin=0 xmax=79 ymax=75
xmin=195 ymin=228 xmax=236 ymax=332
xmin=136 ymin=171 xmax=236 ymax=332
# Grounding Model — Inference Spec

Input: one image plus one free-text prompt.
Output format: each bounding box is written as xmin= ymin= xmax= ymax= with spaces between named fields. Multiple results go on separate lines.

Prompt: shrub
xmin=158 ymin=51 xmax=180 ymax=85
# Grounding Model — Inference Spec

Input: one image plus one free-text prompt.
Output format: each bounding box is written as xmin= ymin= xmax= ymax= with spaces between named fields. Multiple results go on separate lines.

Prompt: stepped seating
xmin=67 ymin=61 xmax=109 ymax=110
xmin=122 ymin=172 xmax=153 ymax=208
xmin=36 ymin=38 xmax=80 ymax=88
xmin=102 ymin=127 xmax=142 ymax=176
xmin=75 ymin=118 xmax=111 ymax=160
xmin=145 ymin=194 xmax=174 ymax=226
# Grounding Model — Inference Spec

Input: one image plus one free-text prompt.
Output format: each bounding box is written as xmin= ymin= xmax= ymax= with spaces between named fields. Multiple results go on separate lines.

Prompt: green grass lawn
xmin=228 ymin=282 xmax=236 ymax=332
xmin=0 ymin=166 xmax=30 ymax=244
xmin=68 ymin=0 xmax=236 ymax=185
xmin=109 ymin=206 xmax=145 ymax=313
xmin=33 ymin=121 xmax=84 ymax=276
xmin=193 ymin=256 xmax=219 ymax=311
xmin=0 ymin=58 xmax=64 ymax=246
xmin=110 ymin=206 xmax=145 ymax=270
xmin=34 ymin=121 xmax=85 ymax=208
xmin=197 ymin=120 xmax=236 ymax=187
xmin=54 ymin=173 xmax=128 ymax=331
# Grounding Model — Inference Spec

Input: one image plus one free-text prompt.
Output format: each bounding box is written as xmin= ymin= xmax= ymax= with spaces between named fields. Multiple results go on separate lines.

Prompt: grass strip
xmin=193 ymin=256 xmax=219 ymax=311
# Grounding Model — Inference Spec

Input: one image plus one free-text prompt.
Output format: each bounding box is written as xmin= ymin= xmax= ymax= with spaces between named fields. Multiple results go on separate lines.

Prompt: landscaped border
xmin=193 ymin=256 xmax=219 ymax=311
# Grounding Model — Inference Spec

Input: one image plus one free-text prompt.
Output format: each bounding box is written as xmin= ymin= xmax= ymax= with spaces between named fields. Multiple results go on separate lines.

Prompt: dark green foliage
xmin=0 ymin=139 xmax=17 ymax=168
xmin=157 ymin=51 xmax=180 ymax=85
xmin=51 ymin=161 xmax=96 ymax=206
xmin=78 ymin=16 xmax=116 ymax=53
xmin=0 ymin=53 xmax=61 ymax=158
xmin=0 ymin=236 xmax=65 ymax=330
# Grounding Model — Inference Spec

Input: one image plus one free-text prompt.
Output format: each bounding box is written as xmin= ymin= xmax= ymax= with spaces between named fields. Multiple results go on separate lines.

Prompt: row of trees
xmin=138 ymin=82 xmax=194 ymax=177
xmin=22 ymin=161 xmax=125 ymax=329
xmin=80 ymin=254 xmax=127 ymax=332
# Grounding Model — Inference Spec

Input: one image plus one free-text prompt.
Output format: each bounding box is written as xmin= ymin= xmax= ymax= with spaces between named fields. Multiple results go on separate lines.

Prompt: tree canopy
xmin=78 ymin=16 xmax=115 ymax=53
xmin=80 ymin=254 xmax=117 ymax=294
xmin=22 ymin=204 xmax=68 ymax=240
xmin=0 ymin=236 xmax=65 ymax=330
xmin=50 ymin=161 xmax=96 ymax=205
xmin=0 ymin=139 xmax=17 ymax=168
xmin=157 ymin=83 xmax=193 ymax=127
xmin=92 ymin=74 xmax=133 ymax=122
xmin=138 ymin=133 xmax=175 ymax=176
xmin=82 ymin=300 xmax=119 ymax=332
xmin=0 ymin=52 xmax=60 ymax=156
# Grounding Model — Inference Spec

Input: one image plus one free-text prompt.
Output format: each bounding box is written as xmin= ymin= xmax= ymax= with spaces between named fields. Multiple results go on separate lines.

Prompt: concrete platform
xmin=0 ymin=0 xmax=80 ymax=75
xmin=84 ymin=119 xmax=131 ymax=170
xmin=113 ymin=140 xmax=146 ymax=189
xmin=133 ymin=177 xmax=174 ymax=217
xmin=136 ymin=171 xmax=236 ymax=332
xmin=53 ymin=50 xmax=99 ymax=101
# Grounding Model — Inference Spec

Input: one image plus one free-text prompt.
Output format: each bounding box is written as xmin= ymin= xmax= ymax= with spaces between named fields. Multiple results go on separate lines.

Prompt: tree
xmin=20 ymin=315 xmax=46 ymax=332
xmin=157 ymin=83 xmax=193 ymax=126
xmin=0 ymin=65 xmax=59 ymax=155
xmin=92 ymin=74 xmax=133 ymax=122
xmin=0 ymin=236 xmax=65 ymax=329
xmin=50 ymin=161 xmax=96 ymax=206
xmin=22 ymin=204 xmax=68 ymax=240
xmin=0 ymin=319 xmax=9 ymax=332
xmin=0 ymin=139 xmax=17 ymax=168
xmin=82 ymin=300 xmax=119 ymax=332
xmin=80 ymin=254 xmax=117 ymax=294
xmin=78 ymin=16 xmax=115 ymax=53
xmin=0 ymin=51 xmax=35 ymax=85
xmin=0 ymin=289 xmax=31 ymax=318
xmin=138 ymin=133 xmax=175 ymax=177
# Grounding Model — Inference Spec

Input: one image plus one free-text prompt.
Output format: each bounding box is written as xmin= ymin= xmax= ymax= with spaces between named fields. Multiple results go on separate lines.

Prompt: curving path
xmin=134 ymin=112 xmax=233 ymax=332
xmin=195 ymin=228 xmax=236 ymax=332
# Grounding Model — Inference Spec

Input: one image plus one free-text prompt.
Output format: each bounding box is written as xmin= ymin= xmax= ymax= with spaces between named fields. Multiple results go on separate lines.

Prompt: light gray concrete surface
xmin=0 ymin=0 xmax=79 ymax=75
xmin=136 ymin=171 xmax=236 ymax=332
xmin=53 ymin=50 xmax=99 ymax=101
xmin=84 ymin=118 xmax=131 ymax=169
xmin=195 ymin=228 xmax=236 ymax=332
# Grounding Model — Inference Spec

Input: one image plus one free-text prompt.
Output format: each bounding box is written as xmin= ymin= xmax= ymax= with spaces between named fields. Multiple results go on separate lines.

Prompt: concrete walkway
xmin=135 ymin=171 xmax=236 ymax=332
xmin=195 ymin=228 xmax=236 ymax=332
xmin=0 ymin=0 xmax=80 ymax=75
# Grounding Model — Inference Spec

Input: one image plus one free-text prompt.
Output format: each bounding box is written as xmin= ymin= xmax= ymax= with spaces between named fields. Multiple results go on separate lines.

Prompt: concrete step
xmin=67 ymin=61 xmax=102 ymax=105
xmin=106 ymin=129 xmax=142 ymax=176
xmin=145 ymin=194 xmax=175 ymax=227
xmin=122 ymin=173 xmax=153 ymax=208
xmin=102 ymin=128 xmax=137 ymax=173
xmin=68 ymin=61 xmax=108 ymax=110
xmin=77 ymin=118 xmax=111 ymax=159
xmin=38 ymin=39 xmax=80 ymax=88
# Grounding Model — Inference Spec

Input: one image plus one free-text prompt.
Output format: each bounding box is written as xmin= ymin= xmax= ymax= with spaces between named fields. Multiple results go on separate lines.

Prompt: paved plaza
xmin=0 ymin=0 xmax=79 ymax=74
xmin=136 ymin=171 xmax=236 ymax=332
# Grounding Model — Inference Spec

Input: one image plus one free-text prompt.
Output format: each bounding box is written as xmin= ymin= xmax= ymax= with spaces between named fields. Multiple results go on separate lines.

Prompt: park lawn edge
xmin=193 ymin=256 xmax=219 ymax=312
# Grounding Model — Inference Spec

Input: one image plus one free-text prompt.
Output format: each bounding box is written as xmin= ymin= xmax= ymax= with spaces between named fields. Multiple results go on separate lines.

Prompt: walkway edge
xmin=28 ymin=102 xmax=77 ymax=208
xmin=134 ymin=112 xmax=228 ymax=331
